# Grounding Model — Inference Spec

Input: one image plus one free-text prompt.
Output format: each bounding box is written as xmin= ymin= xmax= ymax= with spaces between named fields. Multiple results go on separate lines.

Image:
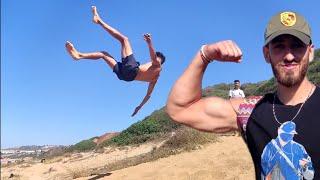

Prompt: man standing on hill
xmin=166 ymin=11 xmax=319 ymax=179
xmin=229 ymin=80 xmax=245 ymax=98
xmin=65 ymin=6 xmax=166 ymax=116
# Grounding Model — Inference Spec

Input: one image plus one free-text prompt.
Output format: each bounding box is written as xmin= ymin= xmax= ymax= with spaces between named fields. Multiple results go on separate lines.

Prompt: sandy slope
xmin=1 ymin=142 xmax=159 ymax=180
xmin=1 ymin=136 xmax=255 ymax=180
xmin=83 ymin=136 xmax=255 ymax=180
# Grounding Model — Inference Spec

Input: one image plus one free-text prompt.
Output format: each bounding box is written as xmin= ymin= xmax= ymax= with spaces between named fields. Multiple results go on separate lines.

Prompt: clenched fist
xmin=143 ymin=33 xmax=152 ymax=43
xmin=203 ymin=40 xmax=242 ymax=63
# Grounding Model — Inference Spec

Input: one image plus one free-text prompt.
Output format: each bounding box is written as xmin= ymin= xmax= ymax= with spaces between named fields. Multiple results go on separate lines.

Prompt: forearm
xmin=147 ymin=42 xmax=157 ymax=60
xmin=167 ymin=52 xmax=208 ymax=113
xmin=139 ymin=82 xmax=156 ymax=107
xmin=138 ymin=95 xmax=151 ymax=107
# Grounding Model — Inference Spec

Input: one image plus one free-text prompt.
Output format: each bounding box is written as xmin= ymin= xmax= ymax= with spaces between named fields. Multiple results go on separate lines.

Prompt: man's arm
xmin=166 ymin=40 xmax=244 ymax=133
xmin=131 ymin=80 xmax=158 ymax=117
xmin=143 ymin=33 xmax=161 ymax=66
xmin=229 ymin=90 xmax=233 ymax=98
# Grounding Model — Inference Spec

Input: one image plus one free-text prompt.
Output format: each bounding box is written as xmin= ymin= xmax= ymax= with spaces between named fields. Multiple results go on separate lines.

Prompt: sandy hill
xmin=1 ymin=136 xmax=255 ymax=180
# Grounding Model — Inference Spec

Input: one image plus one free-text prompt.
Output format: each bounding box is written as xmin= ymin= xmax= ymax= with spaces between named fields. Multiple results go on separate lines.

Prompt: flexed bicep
xmin=167 ymin=96 xmax=239 ymax=133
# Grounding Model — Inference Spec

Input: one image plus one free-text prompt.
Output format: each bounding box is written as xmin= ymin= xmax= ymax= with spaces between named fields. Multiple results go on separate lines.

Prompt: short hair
xmin=234 ymin=80 xmax=240 ymax=83
xmin=156 ymin=51 xmax=166 ymax=64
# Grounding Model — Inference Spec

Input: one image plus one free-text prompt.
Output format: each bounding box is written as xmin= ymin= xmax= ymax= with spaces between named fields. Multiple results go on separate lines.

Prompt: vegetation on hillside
xmin=315 ymin=49 xmax=320 ymax=61
xmin=307 ymin=58 xmax=320 ymax=85
xmin=99 ymin=108 xmax=181 ymax=147
xmin=66 ymin=137 xmax=98 ymax=152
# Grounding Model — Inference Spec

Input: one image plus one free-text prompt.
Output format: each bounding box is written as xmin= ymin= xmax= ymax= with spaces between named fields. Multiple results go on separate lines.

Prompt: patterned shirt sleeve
xmin=236 ymin=96 xmax=263 ymax=134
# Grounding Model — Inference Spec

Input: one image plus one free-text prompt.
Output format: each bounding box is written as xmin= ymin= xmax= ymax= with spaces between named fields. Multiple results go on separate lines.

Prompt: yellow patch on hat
xmin=280 ymin=12 xmax=296 ymax=27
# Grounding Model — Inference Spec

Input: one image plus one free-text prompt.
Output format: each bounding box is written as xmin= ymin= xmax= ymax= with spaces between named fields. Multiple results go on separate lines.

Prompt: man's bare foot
xmin=65 ymin=41 xmax=81 ymax=60
xmin=92 ymin=6 xmax=101 ymax=24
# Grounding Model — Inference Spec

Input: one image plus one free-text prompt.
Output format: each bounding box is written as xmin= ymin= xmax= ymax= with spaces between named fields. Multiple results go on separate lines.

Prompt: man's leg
xmin=92 ymin=6 xmax=133 ymax=59
xmin=65 ymin=41 xmax=117 ymax=69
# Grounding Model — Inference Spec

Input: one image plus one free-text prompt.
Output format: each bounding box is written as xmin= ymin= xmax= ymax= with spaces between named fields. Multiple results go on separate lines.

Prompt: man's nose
xmin=283 ymin=49 xmax=295 ymax=62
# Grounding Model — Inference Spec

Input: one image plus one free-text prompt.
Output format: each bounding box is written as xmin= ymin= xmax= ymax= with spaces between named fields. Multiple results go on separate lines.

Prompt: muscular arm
xmin=166 ymin=40 xmax=244 ymax=133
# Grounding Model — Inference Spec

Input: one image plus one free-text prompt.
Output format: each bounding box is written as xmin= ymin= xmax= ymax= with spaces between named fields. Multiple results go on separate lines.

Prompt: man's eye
xmin=292 ymin=43 xmax=304 ymax=49
xmin=273 ymin=44 xmax=284 ymax=49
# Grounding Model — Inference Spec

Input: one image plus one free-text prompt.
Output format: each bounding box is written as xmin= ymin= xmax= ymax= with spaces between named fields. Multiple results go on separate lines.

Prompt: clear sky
xmin=1 ymin=0 xmax=319 ymax=148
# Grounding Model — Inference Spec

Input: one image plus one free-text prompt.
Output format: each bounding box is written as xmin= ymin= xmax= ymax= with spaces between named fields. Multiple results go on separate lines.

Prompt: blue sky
xmin=2 ymin=0 xmax=320 ymax=148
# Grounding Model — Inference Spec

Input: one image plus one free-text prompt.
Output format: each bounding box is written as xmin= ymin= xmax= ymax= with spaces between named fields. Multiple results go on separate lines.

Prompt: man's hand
xmin=131 ymin=105 xmax=142 ymax=117
xmin=143 ymin=33 xmax=152 ymax=44
xmin=204 ymin=40 xmax=242 ymax=63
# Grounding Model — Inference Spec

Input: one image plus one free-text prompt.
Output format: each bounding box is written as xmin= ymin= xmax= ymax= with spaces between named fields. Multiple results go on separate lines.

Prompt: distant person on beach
xmin=65 ymin=6 xmax=166 ymax=117
xmin=229 ymin=80 xmax=245 ymax=98
xmin=229 ymin=80 xmax=245 ymax=136
xmin=167 ymin=11 xmax=318 ymax=179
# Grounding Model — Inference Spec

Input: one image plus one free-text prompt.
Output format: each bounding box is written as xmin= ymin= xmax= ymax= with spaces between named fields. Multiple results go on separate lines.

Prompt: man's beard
xmin=271 ymin=59 xmax=308 ymax=87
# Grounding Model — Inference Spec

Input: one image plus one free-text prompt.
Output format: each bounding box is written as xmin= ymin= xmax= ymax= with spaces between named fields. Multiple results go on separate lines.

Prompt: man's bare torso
xmin=135 ymin=62 xmax=161 ymax=82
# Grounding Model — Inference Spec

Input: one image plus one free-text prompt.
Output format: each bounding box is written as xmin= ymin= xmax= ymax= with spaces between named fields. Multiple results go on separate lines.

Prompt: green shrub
xmin=162 ymin=127 xmax=217 ymax=151
xmin=314 ymin=49 xmax=320 ymax=61
xmin=99 ymin=108 xmax=180 ymax=146
xmin=308 ymin=60 xmax=320 ymax=85
xmin=67 ymin=139 xmax=96 ymax=152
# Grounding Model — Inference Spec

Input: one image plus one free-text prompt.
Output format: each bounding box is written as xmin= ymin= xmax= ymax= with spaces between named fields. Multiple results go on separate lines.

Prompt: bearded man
xmin=166 ymin=11 xmax=319 ymax=180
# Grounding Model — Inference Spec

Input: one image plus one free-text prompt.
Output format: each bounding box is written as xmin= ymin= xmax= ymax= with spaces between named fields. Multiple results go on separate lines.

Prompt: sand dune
xmin=82 ymin=136 xmax=255 ymax=180
xmin=1 ymin=136 xmax=255 ymax=180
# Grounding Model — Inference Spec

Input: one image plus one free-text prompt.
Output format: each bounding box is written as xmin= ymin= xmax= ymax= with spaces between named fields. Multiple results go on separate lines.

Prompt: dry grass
xmin=44 ymin=127 xmax=218 ymax=179
xmin=0 ymin=159 xmax=24 ymax=169
xmin=70 ymin=169 xmax=88 ymax=179
xmin=18 ymin=163 xmax=32 ymax=168
xmin=43 ymin=157 xmax=63 ymax=164
xmin=1 ymin=127 xmax=220 ymax=179
xmin=96 ymin=127 xmax=217 ymax=173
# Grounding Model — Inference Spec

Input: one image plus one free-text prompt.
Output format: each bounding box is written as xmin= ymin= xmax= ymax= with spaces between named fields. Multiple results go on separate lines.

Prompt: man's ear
xmin=309 ymin=44 xmax=314 ymax=62
xmin=263 ymin=45 xmax=271 ymax=64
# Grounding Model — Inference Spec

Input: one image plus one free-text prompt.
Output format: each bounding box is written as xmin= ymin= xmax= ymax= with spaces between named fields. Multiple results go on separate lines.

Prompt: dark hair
xmin=156 ymin=51 xmax=166 ymax=64
xmin=234 ymin=80 xmax=240 ymax=83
